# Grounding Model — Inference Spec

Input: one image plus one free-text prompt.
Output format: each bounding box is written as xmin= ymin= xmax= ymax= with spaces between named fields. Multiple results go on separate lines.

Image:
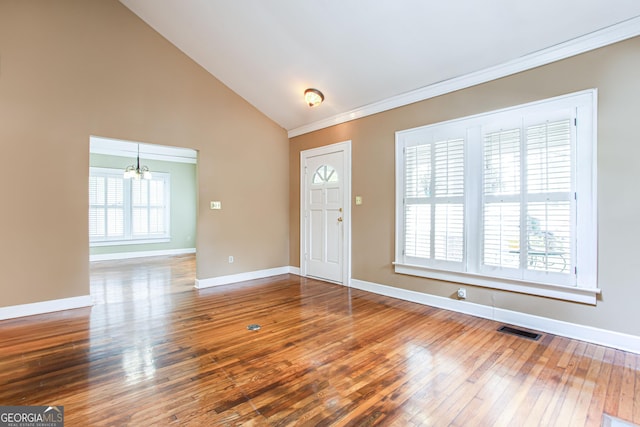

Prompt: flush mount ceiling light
xmin=124 ymin=144 xmax=152 ymax=180
xmin=304 ymin=88 xmax=324 ymax=107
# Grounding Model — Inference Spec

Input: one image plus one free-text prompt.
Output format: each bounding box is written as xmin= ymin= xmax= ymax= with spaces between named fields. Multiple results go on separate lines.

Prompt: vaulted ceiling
xmin=120 ymin=1 xmax=640 ymax=136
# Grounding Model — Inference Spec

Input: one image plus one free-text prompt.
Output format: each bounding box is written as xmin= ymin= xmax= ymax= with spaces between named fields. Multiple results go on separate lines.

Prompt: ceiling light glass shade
xmin=304 ymin=88 xmax=324 ymax=107
xmin=124 ymin=145 xmax=152 ymax=180
xmin=124 ymin=164 xmax=152 ymax=180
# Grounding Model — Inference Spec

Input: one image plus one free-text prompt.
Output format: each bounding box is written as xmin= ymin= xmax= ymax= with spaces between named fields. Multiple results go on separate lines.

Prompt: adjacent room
xmin=1 ymin=1 xmax=640 ymax=425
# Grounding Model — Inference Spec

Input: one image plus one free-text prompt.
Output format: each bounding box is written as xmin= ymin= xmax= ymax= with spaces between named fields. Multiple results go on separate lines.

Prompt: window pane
xmin=89 ymin=176 xmax=105 ymax=205
xmin=527 ymin=119 xmax=572 ymax=193
xmin=312 ymin=165 xmax=338 ymax=184
xmin=483 ymin=202 xmax=520 ymax=268
xmin=106 ymin=208 xmax=124 ymax=237
xmin=405 ymin=204 xmax=430 ymax=259
xmin=107 ymin=178 xmax=123 ymax=205
xmin=132 ymin=207 xmax=148 ymax=234
xmin=132 ymin=180 xmax=148 ymax=205
xmin=527 ymin=202 xmax=571 ymax=273
xmin=434 ymin=204 xmax=463 ymax=261
xmin=89 ymin=208 xmax=105 ymax=238
xmin=434 ymin=139 xmax=464 ymax=197
xmin=149 ymin=208 xmax=164 ymax=233
xmin=149 ymin=180 xmax=164 ymax=206
xmin=484 ymin=129 xmax=521 ymax=195
xmin=405 ymin=145 xmax=431 ymax=197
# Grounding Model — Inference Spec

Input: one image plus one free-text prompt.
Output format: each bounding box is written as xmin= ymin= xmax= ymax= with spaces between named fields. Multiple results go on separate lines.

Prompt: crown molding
xmin=90 ymin=136 xmax=198 ymax=164
xmin=288 ymin=16 xmax=640 ymax=138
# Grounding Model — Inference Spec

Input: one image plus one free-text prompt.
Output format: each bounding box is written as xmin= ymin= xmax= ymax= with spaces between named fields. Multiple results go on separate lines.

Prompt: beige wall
xmin=290 ymin=36 xmax=640 ymax=336
xmin=0 ymin=0 xmax=289 ymax=307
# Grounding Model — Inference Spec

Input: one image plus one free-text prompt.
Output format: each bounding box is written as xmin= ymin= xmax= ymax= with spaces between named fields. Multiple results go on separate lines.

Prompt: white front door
xmin=301 ymin=142 xmax=350 ymax=284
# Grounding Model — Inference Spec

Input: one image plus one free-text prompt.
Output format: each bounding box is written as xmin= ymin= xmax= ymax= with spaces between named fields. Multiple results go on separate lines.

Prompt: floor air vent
xmin=498 ymin=325 xmax=541 ymax=341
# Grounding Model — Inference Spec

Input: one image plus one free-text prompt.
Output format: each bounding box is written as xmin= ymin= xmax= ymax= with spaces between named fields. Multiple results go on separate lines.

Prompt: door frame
xmin=300 ymin=140 xmax=352 ymax=286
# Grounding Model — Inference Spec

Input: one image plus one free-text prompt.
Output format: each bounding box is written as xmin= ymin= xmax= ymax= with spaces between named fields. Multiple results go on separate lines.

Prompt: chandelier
xmin=124 ymin=145 xmax=152 ymax=180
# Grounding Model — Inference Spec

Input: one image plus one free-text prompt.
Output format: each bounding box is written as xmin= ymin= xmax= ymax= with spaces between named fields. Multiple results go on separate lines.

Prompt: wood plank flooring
xmin=0 ymin=254 xmax=638 ymax=426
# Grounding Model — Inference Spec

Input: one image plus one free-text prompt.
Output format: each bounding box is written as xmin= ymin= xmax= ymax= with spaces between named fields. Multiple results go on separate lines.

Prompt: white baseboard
xmin=289 ymin=266 xmax=301 ymax=276
xmin=0 ymin=295 xmax=93 ymax=321
xmin=195 ymin=266 xmax=298 ymax=289
xmin=350 ymin=278 xmax=640 ymax=355
xmin=90 ymin=248 xmax=196 ymax=262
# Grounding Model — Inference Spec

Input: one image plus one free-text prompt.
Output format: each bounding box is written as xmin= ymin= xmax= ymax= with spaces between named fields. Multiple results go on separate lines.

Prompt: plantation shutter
xmin=433 ymin=139 xmax=464 ymax=262
xmin=132 ymin=178 xmax=167 ymax=236
xmin=404 ymin=137 xmax=464 ymax=267
xmin=482 ymin=128 xmax=521 ymax=270
xmin=396 ymin=91 xmax=594 ymax=297
xmin=105 ymin=176 xmax=124 ymax=238
xmin=88 ymin=175 xmax=105 ymax=239
xmin=89 ymin=168 xmax=169 ymax=243
xmin=524 ymin=119 xmax=573 ymax=275
xmin=404 ymin=144 xmax=431 ymax=259
xmin=89 ymin=173 xmax=124 ymax=240
xmin=481 ymin=118 xmax=575 ymax=281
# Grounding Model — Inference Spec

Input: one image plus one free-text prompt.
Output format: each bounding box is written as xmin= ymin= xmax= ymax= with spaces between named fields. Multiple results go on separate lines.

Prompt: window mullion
xmin=429 ymin=140 xmax=436 ymax=259
xmin=102 ymin=177 xmax=109 ymax=239
xmin=124 ymin=178 xmax=132 ymax=239
xmin=519 ymin=117 xmax=528 ymax=273
xmin=147 ymin=180 xmax=153 ymax=235
xmin=465 ymin=126 xmax=482 ymax=273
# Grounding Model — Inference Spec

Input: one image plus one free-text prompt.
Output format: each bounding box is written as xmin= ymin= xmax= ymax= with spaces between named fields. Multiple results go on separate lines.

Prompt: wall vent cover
xmin=498 ymin=325 xmax=541 ymax=341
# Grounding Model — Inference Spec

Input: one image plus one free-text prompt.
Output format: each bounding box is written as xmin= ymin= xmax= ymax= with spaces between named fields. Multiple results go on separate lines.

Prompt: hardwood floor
xmin=0 ymin=254 xmax=638 ymax=426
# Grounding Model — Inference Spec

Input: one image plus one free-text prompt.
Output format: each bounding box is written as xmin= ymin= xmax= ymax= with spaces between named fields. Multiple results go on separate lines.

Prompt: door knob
xmin=337 ymin=217 xmax=343 ymax=222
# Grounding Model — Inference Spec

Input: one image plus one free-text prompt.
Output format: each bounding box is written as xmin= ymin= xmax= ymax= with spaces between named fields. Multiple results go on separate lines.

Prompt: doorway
xmin=89 ymin=136 xmax=198 ymax=303
xmin=300 ymin=141 xmax=351 ymax=285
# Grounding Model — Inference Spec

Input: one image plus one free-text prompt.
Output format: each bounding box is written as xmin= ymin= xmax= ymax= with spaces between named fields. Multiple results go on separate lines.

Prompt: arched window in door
xmin=312 ymin=165 xmax=338 ymax=184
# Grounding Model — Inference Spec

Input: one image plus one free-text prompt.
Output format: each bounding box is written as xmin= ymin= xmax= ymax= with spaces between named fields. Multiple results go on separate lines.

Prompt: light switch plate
xmin=210 ymin=201 xmax=222 ymax=210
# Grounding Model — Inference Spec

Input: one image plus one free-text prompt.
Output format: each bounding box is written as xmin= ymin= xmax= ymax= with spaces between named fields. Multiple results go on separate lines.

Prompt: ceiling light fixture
xmin=304 ymin=88 xmax=324 ymax=107
xmin=124 ymin=145 xmax=152 ymax=180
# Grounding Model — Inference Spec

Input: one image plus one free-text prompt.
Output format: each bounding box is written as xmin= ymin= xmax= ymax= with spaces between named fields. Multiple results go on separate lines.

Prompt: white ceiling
xmin=119 ymin=1 xmax=640 ymax=135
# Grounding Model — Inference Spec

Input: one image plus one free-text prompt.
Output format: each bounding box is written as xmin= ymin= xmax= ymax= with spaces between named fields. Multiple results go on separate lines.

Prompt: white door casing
xmin=300 ymin=141 xmax=351 ymax=285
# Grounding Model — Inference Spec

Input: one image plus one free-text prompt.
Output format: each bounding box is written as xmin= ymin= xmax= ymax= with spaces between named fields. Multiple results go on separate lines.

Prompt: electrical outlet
xmin=228 ymin=256 xmax=234 ymax=263
xmin=457 ymin=288 xmax=467 ymax=299
xmin=210 ymin=201 xmax=222 ymax=210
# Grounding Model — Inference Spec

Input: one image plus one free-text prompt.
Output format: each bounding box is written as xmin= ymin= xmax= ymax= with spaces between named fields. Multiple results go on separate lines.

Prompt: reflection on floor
xmin=0 ymin=254 xmax=638 ymax=425
xmin=90 ymin=254 xmax=195 ymax=304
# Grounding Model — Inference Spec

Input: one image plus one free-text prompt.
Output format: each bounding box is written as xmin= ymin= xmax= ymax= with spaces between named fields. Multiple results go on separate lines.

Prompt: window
xmin=89 ymin=167 xmax=170 ymax=245
xmin=395 ymin=90 xmax=598 ymax=303
xmin=312 ymin=165 xmax=338 ymax=184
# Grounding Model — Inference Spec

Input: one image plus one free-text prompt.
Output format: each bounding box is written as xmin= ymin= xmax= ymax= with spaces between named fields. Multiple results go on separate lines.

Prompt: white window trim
xmin=90 ymin=238 xmax=171 ymax=247
xmin=89 ymin=167 xmax=171 ymax=246
xmin=394 ymin=89 xmax=599 ymax=304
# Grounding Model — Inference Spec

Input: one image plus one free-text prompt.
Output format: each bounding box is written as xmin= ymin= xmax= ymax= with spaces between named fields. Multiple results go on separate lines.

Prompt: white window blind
xmin=395 ymin=90 xmax=598 ymax=303
xmin=89 ymin=168 xmax=170 ymax=245
xmin=404 ymin=136 xmax=465 ymax=269
xmin=480 ymin=119 xmax=574 ymax=285
xmin=132 ymin=179 xmax=167 ymax=236
xmin=89 ymin=175 xmax=124 ymax=240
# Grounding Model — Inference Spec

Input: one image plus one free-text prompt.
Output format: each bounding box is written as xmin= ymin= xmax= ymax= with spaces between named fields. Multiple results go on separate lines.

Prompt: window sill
xmin=90 ymin=238 xmax=170 ymax=247
xmin=393 ymin=262 xmax=600 ymax=305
